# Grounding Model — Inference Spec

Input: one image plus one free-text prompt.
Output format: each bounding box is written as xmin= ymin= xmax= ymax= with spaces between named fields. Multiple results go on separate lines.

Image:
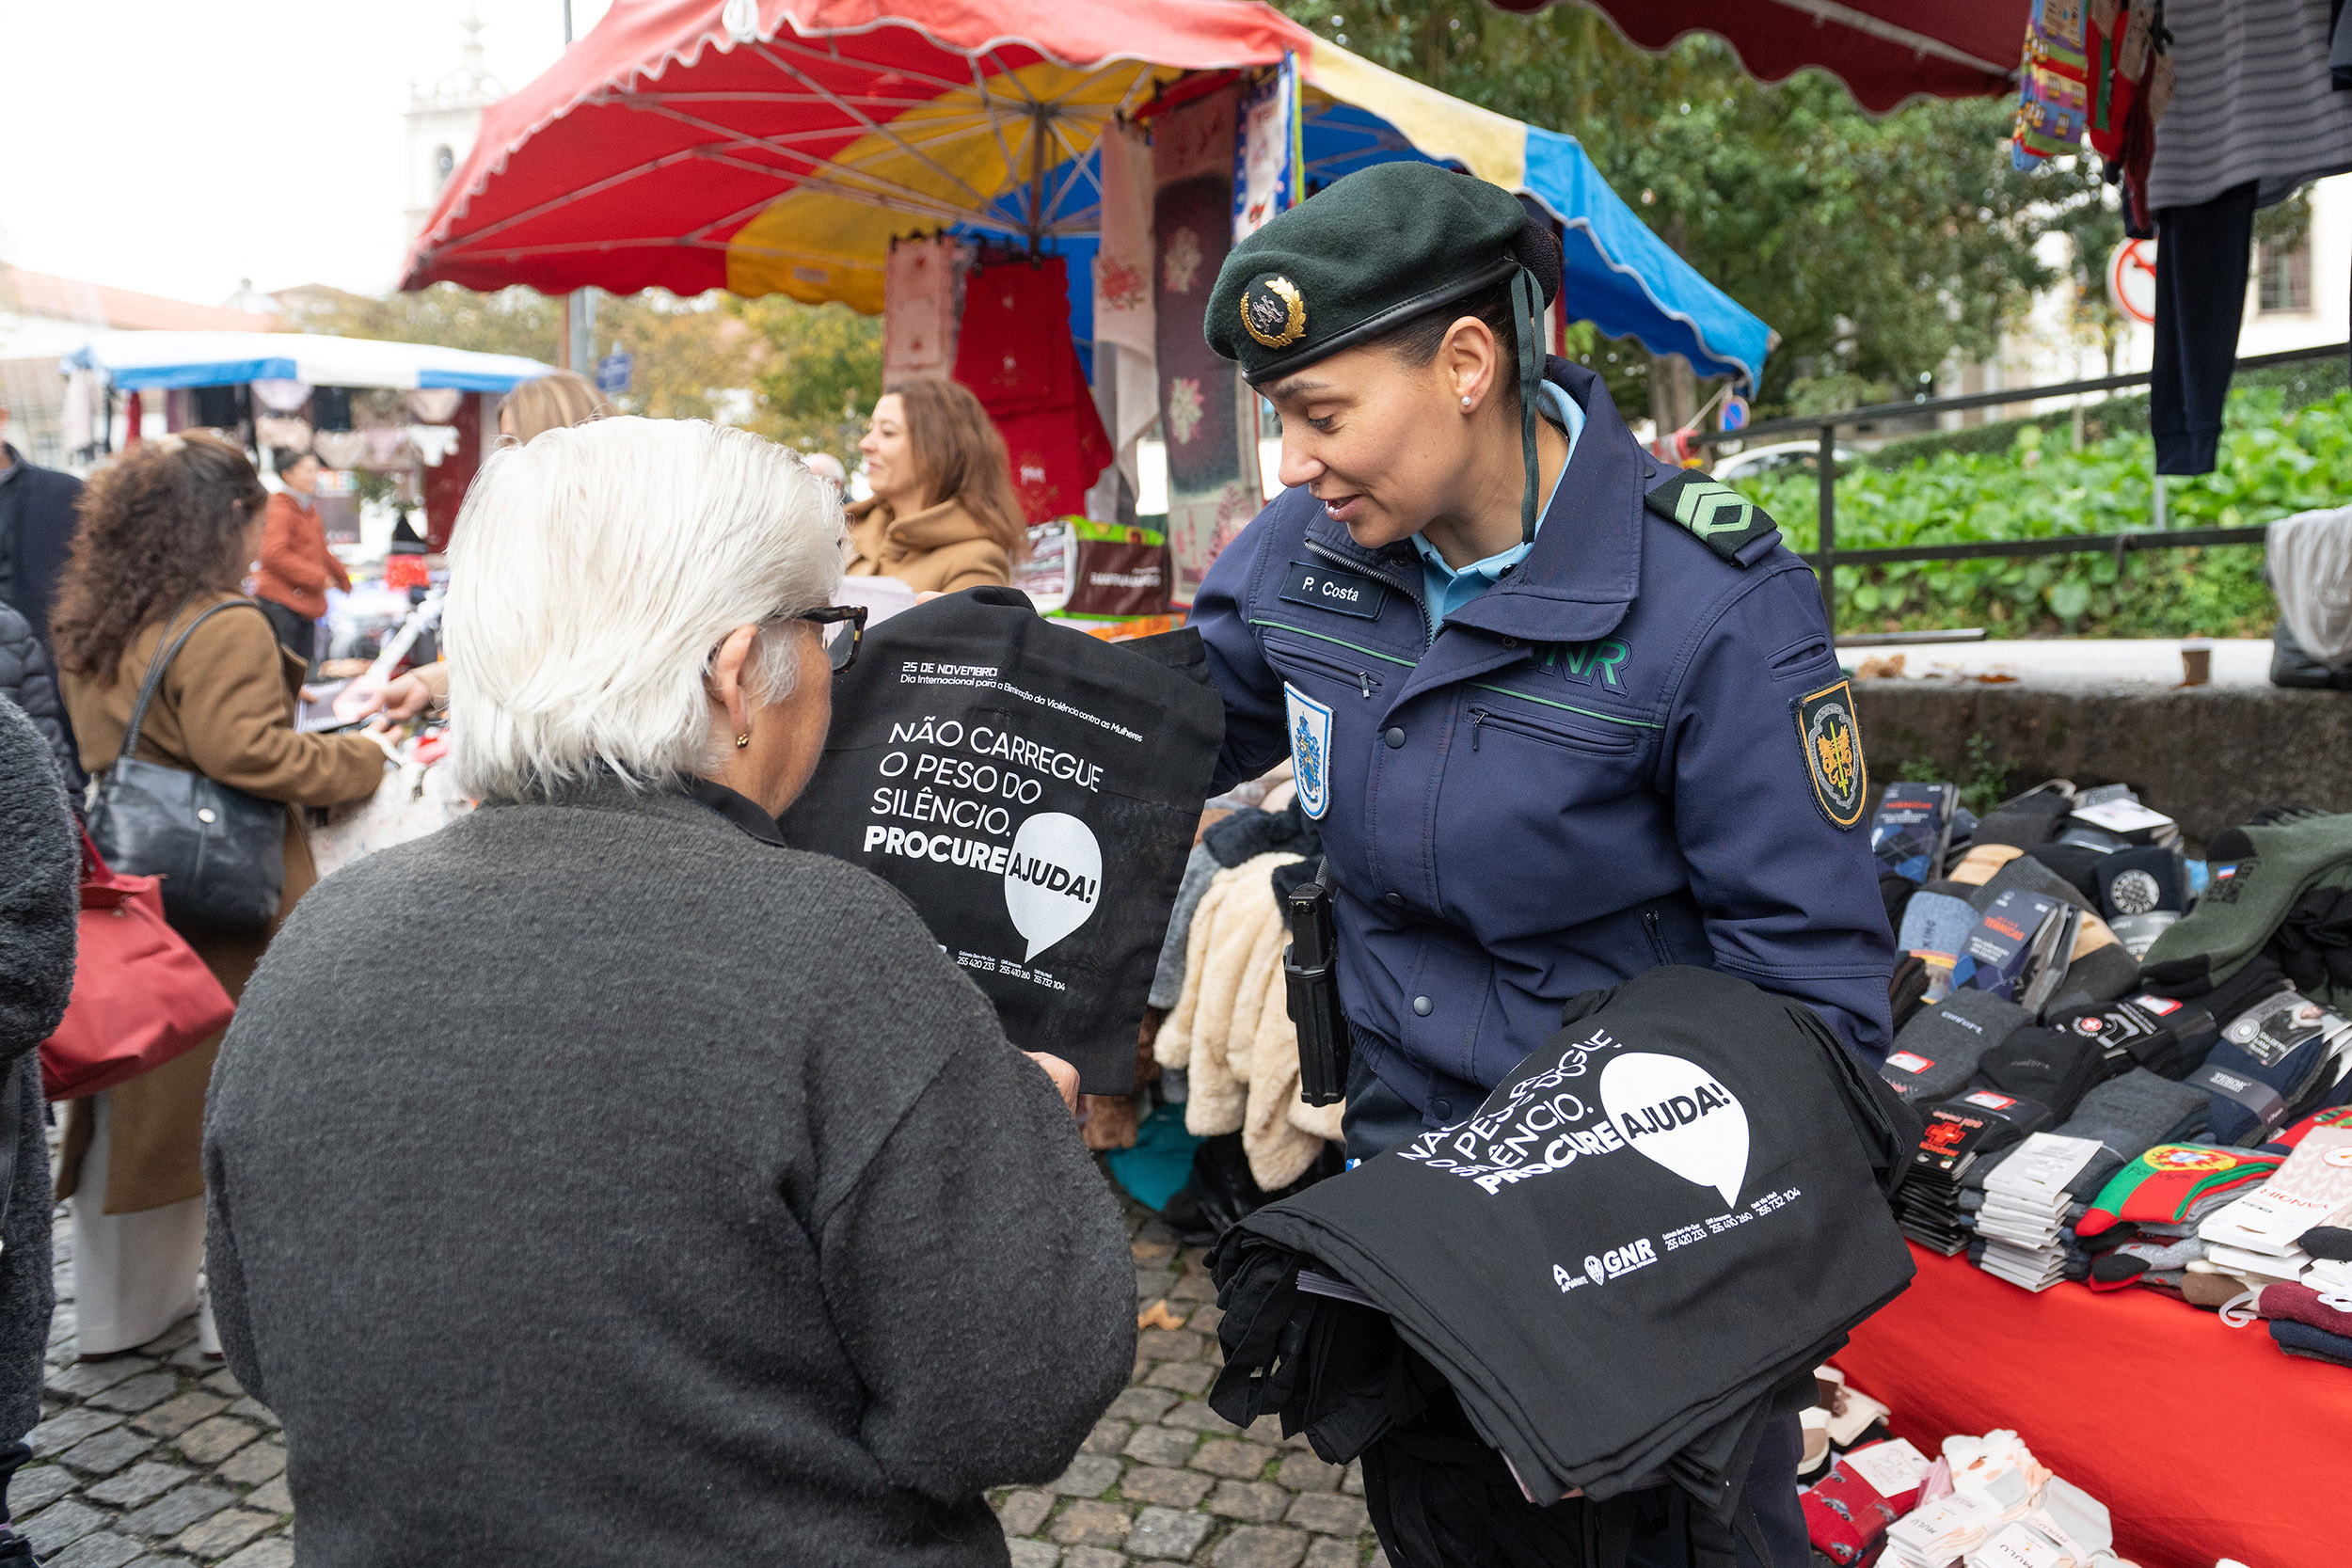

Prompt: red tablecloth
xmin=1834 ymin=1245 xmax=2352 ymax=1568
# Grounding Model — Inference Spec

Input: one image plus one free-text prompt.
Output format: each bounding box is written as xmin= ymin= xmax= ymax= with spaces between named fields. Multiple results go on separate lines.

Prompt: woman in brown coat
xmin=52 ymin=434 xmax=385 ymax=1356
xmin=847 ymin=379 xmax=1025 ymax=594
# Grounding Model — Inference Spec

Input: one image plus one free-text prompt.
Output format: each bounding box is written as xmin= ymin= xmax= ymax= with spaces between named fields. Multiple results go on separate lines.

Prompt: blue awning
xmin=62 ymin=331 xmax=554 ymax=394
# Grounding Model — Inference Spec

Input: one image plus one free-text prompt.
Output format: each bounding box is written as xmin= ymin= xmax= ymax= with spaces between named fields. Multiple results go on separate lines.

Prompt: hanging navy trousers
xmin=2151 ymin=181 xmax=2258 ymax=476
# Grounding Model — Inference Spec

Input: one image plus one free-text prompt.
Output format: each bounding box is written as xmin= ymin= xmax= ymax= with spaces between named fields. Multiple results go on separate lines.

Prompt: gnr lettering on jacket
xmin=1529 ymin=638 xmax=1630 ymax=689
xmin=1279 ymin=561 xmax=1387 ymax=620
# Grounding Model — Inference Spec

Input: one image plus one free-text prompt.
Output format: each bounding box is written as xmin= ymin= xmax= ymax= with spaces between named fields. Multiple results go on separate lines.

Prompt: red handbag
xmin=40 ymin=828 xmax=236 ymax=1101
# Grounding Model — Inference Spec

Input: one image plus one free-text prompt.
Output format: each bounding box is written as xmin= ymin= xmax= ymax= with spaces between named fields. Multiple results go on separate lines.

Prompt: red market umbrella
xmin=1483 ymin=0 xmax=2025 ymax=114
xmin=401 ymin=0 xmax=1782 ymax=389
xmin=403 ymin=0 xmax=1312 ymax=309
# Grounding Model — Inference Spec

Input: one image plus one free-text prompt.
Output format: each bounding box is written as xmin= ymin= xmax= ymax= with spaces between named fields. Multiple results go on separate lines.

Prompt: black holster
xmin=1285 ymin=861 xmax=1352 ymax=1107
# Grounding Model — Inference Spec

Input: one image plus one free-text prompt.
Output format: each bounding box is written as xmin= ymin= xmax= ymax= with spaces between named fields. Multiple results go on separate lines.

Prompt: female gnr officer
xmin=1188 ymin=161 xmax=1896 ymax=1566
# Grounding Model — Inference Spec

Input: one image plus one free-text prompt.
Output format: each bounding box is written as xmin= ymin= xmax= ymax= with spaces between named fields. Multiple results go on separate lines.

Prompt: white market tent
xmin=61 ymin=330 xmax=552 ymax=393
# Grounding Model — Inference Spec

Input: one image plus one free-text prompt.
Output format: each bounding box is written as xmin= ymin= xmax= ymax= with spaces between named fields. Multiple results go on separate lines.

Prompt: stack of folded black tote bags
xmin=1209 ymin=967 xmax=1920 ymax=1568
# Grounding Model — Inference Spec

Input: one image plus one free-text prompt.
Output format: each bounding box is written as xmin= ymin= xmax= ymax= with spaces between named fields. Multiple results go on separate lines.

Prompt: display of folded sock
xmin=1949 ymin=843 xmax=2029 ymax=886
xmin=1971 ymin=1134 xmax=2104 ymax=1238
xmin=2268 ymin=1316 xmax=2352 ymax=1368
xmin=2108 ymin=910 xmax=2183 ymax=958
xmin=1883 ymin=989 xmax=2035 ymax=1104
xmin=1975 ymin=1068 xmax=2210 ymax=1204
xmin=1958 ymin=1479 xmax=2113 ymax=1568
xmin=1976 ymin=1238 xmax=2080 ymax=1291
xmin=1901 ymin=1093 xmax=2056 ymax=1253
xmin=1801 ymin=1440 xmax=1929 ymax=1566
xmin=2086 ymin=1251 xmax=2153 ymax=1291
xmin=1941 ymin=1430 xmax=2045 ymax=1522
xmin=2203 ymin=1240 xmax=2308 ymax=1281
xmin=2025 ymin=1476 xmax=2115 ymax=1560
xmin=1960 ymin=889 xmax=2067 ymax=1004
xmin=1900 ymin=892 xmax=1982 ymax=965
xmin=1972 ymin=1027 xmax=2114 ymax=1121
xmin=2118 ymin=1233 xmax=2207 ymax=1270
xmin=1973 ymin=795 xmax=2073 ymax=849
xmin=1966 ymin=1132 xmax=2106 ymax=1292
xmin=2239 ymin=1288 xmax=2352 ymax=1335
xmin=2196 ymin=1125 xmax=2352 ymax=1276
xmin=2095 ymin=844 xmax=2185 ymax=921
xmin=2026 ymin=842 xmax=2109 ymax=904
xmin=2299 ymin=1223 xmax=2352 ymax=1261
xmin=2266 ymin=1106 xmax=2352 ymax=1154
xmin=1973 ymin=852 xmax=2096 ymax=915
xmin=1885 ymin=1492 xmax=2006 ymax=1568
xmin=2077 ymin=1143 xmax=2283 ymax=1237
xmin=2306 ymin=1257 xmax=2352 ymax=1295
xmin=2043 ymin=935 xmax=2141 ymax=1015
xmin=2190 ymin=974 xmax=2344 ymax=1145
xmin=2175 ymin=1259 xmax=2237 ymax=1302
xmin=2047 ymin=993 xmax=2213 ymax=1080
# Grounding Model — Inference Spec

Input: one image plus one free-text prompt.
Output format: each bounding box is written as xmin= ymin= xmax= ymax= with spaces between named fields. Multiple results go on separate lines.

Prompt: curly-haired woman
xmin=51 ymin=433 xmax=386 ymax=1357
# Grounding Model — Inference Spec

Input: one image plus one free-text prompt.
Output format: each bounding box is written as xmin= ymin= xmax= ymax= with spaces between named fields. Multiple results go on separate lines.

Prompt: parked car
xmin=1710 ymin=440 xmax=1861 ymax=483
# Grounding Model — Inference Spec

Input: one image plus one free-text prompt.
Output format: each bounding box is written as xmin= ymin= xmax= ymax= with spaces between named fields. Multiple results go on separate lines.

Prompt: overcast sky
xmin=0 ymin=0 xmax=612 ymax=306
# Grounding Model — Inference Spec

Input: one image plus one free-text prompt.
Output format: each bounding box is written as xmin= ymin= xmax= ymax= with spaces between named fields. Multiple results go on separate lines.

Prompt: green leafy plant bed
xmin=1732 ymin=387 xmax=2352 ymax=638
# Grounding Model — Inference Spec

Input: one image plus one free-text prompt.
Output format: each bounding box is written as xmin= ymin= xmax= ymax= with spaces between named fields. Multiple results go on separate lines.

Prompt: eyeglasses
xmin=795 ymin=604 xmax=867 ymax=673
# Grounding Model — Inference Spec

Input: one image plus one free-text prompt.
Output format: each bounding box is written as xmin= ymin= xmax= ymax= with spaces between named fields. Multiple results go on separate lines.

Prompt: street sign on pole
xmin=2106 ymin=239 xmax=2156 ymax=325
xmin=1721 ymin=393 xmax=1750 ymax=433
xmin=596 ymin=353 xmax=633 ymax=396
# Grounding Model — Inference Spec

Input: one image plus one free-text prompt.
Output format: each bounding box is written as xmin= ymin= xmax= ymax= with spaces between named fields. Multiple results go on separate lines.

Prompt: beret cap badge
xmin=1240 ymin=275 xmax=1308 ymax=350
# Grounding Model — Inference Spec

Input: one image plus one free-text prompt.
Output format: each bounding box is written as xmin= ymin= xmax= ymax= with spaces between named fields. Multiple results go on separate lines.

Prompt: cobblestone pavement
xmin=15 ymin=1188 xmax=1380 ymax=1568
xmin=989 ymin=1196 xmax=1389 ymax=1568
xmin=13 ymin=1207 xmax=290 ymax=1568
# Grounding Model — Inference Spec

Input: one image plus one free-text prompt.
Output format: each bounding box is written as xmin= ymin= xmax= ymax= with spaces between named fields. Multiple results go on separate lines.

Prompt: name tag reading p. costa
xmin=1279 ymin=560 xmax=1387 ymax=620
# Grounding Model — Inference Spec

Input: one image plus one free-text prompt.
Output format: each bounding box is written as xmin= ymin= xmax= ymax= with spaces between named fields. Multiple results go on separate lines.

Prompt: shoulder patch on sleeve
xmin=1643 ymin=471 xmax=1777 ymax=564
xmin=1792 ymin=678 xmax=1867 ymax=830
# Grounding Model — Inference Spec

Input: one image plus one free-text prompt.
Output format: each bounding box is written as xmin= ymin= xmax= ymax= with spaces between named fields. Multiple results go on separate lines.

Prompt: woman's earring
xmin=734 ymin=733 xmax=752 ymax=750
xmin=1461 ymin=395 xmax=1473 ymax=409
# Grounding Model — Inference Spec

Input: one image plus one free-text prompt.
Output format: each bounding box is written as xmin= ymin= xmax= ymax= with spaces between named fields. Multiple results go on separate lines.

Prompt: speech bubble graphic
xmin=1004 ymin=812 xmax=1104 ymax=959
xmin=1598 ymin=1052 xmax=1750 ymax=1208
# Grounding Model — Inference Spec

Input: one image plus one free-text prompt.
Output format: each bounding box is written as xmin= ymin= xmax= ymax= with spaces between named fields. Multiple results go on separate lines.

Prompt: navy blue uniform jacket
xmin=1193 ymin=360 xmax=1895 ymax=1123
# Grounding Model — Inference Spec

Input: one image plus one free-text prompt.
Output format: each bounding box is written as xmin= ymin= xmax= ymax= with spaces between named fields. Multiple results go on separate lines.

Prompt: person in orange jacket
xmin=253 ymin=449 xmax=351 ymax=671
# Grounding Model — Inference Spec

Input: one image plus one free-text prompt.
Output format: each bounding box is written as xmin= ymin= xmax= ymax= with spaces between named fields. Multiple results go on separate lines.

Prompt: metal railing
xmin=1689 ymin=340 xmax=2351 ymax=626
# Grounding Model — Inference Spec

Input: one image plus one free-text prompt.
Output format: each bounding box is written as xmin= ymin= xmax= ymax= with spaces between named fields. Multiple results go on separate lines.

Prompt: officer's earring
xmin=735 ymin=733 xmax=751 ymax=749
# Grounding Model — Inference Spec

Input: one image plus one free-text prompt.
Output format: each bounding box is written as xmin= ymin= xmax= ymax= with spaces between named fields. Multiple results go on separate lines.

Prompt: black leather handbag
xmin=2271 ymin=617 xmax=2352 ymax=690
xmin=87 ymin=601 xmax=287 ymax=934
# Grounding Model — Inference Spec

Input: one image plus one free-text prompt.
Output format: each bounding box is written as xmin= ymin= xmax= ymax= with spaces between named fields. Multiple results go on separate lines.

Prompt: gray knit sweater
xmin=0 ymin=695 xmax=73 ymax=1440
xmin=204 ymin=782 xmax=1136 ymax=1566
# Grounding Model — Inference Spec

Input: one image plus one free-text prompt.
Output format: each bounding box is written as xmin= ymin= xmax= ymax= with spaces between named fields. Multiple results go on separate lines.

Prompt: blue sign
xmin=1721 ymin=394 xmax=1750 ymax=434
xmin=596 ymin=353 xmax=633 ymax=395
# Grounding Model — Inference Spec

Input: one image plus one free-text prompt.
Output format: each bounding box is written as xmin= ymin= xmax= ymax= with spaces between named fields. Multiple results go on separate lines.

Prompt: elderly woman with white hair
xmin=200 ymin=418 xmax=1136 ymax=1565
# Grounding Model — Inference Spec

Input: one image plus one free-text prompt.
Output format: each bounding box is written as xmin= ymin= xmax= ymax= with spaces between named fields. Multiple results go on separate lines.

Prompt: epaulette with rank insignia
xmin=1642 ymin=470 xmax=1778 ymax=565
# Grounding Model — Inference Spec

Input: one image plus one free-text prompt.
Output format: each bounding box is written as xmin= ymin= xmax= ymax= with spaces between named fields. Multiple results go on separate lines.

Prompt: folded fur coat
xmin=1154 ymin=852 xmax=1343 ymax=1188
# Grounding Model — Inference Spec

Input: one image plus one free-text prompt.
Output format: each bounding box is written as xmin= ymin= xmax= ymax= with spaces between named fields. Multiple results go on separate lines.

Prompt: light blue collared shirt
xmin=1413 ymin=380 xmax=1584 ymax=623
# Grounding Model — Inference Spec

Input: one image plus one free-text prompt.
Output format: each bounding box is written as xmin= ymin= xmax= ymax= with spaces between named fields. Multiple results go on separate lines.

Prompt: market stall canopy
xmin=402 ymin=0 xmax=1772 ymax=389
xmin=1483 ymin=0 xmax=2025 ymax=114
xmin=60 ymin=330 xmax=554 ymax=393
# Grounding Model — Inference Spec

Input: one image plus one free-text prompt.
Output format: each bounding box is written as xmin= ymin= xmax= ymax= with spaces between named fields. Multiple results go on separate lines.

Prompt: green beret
xmin=1205 ymin=161 xmax=1561 ymax=385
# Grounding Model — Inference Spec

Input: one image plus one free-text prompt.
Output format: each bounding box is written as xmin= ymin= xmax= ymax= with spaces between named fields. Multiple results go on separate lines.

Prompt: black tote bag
xmin=782 ymin=587 xmax=1225 ymax=1091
